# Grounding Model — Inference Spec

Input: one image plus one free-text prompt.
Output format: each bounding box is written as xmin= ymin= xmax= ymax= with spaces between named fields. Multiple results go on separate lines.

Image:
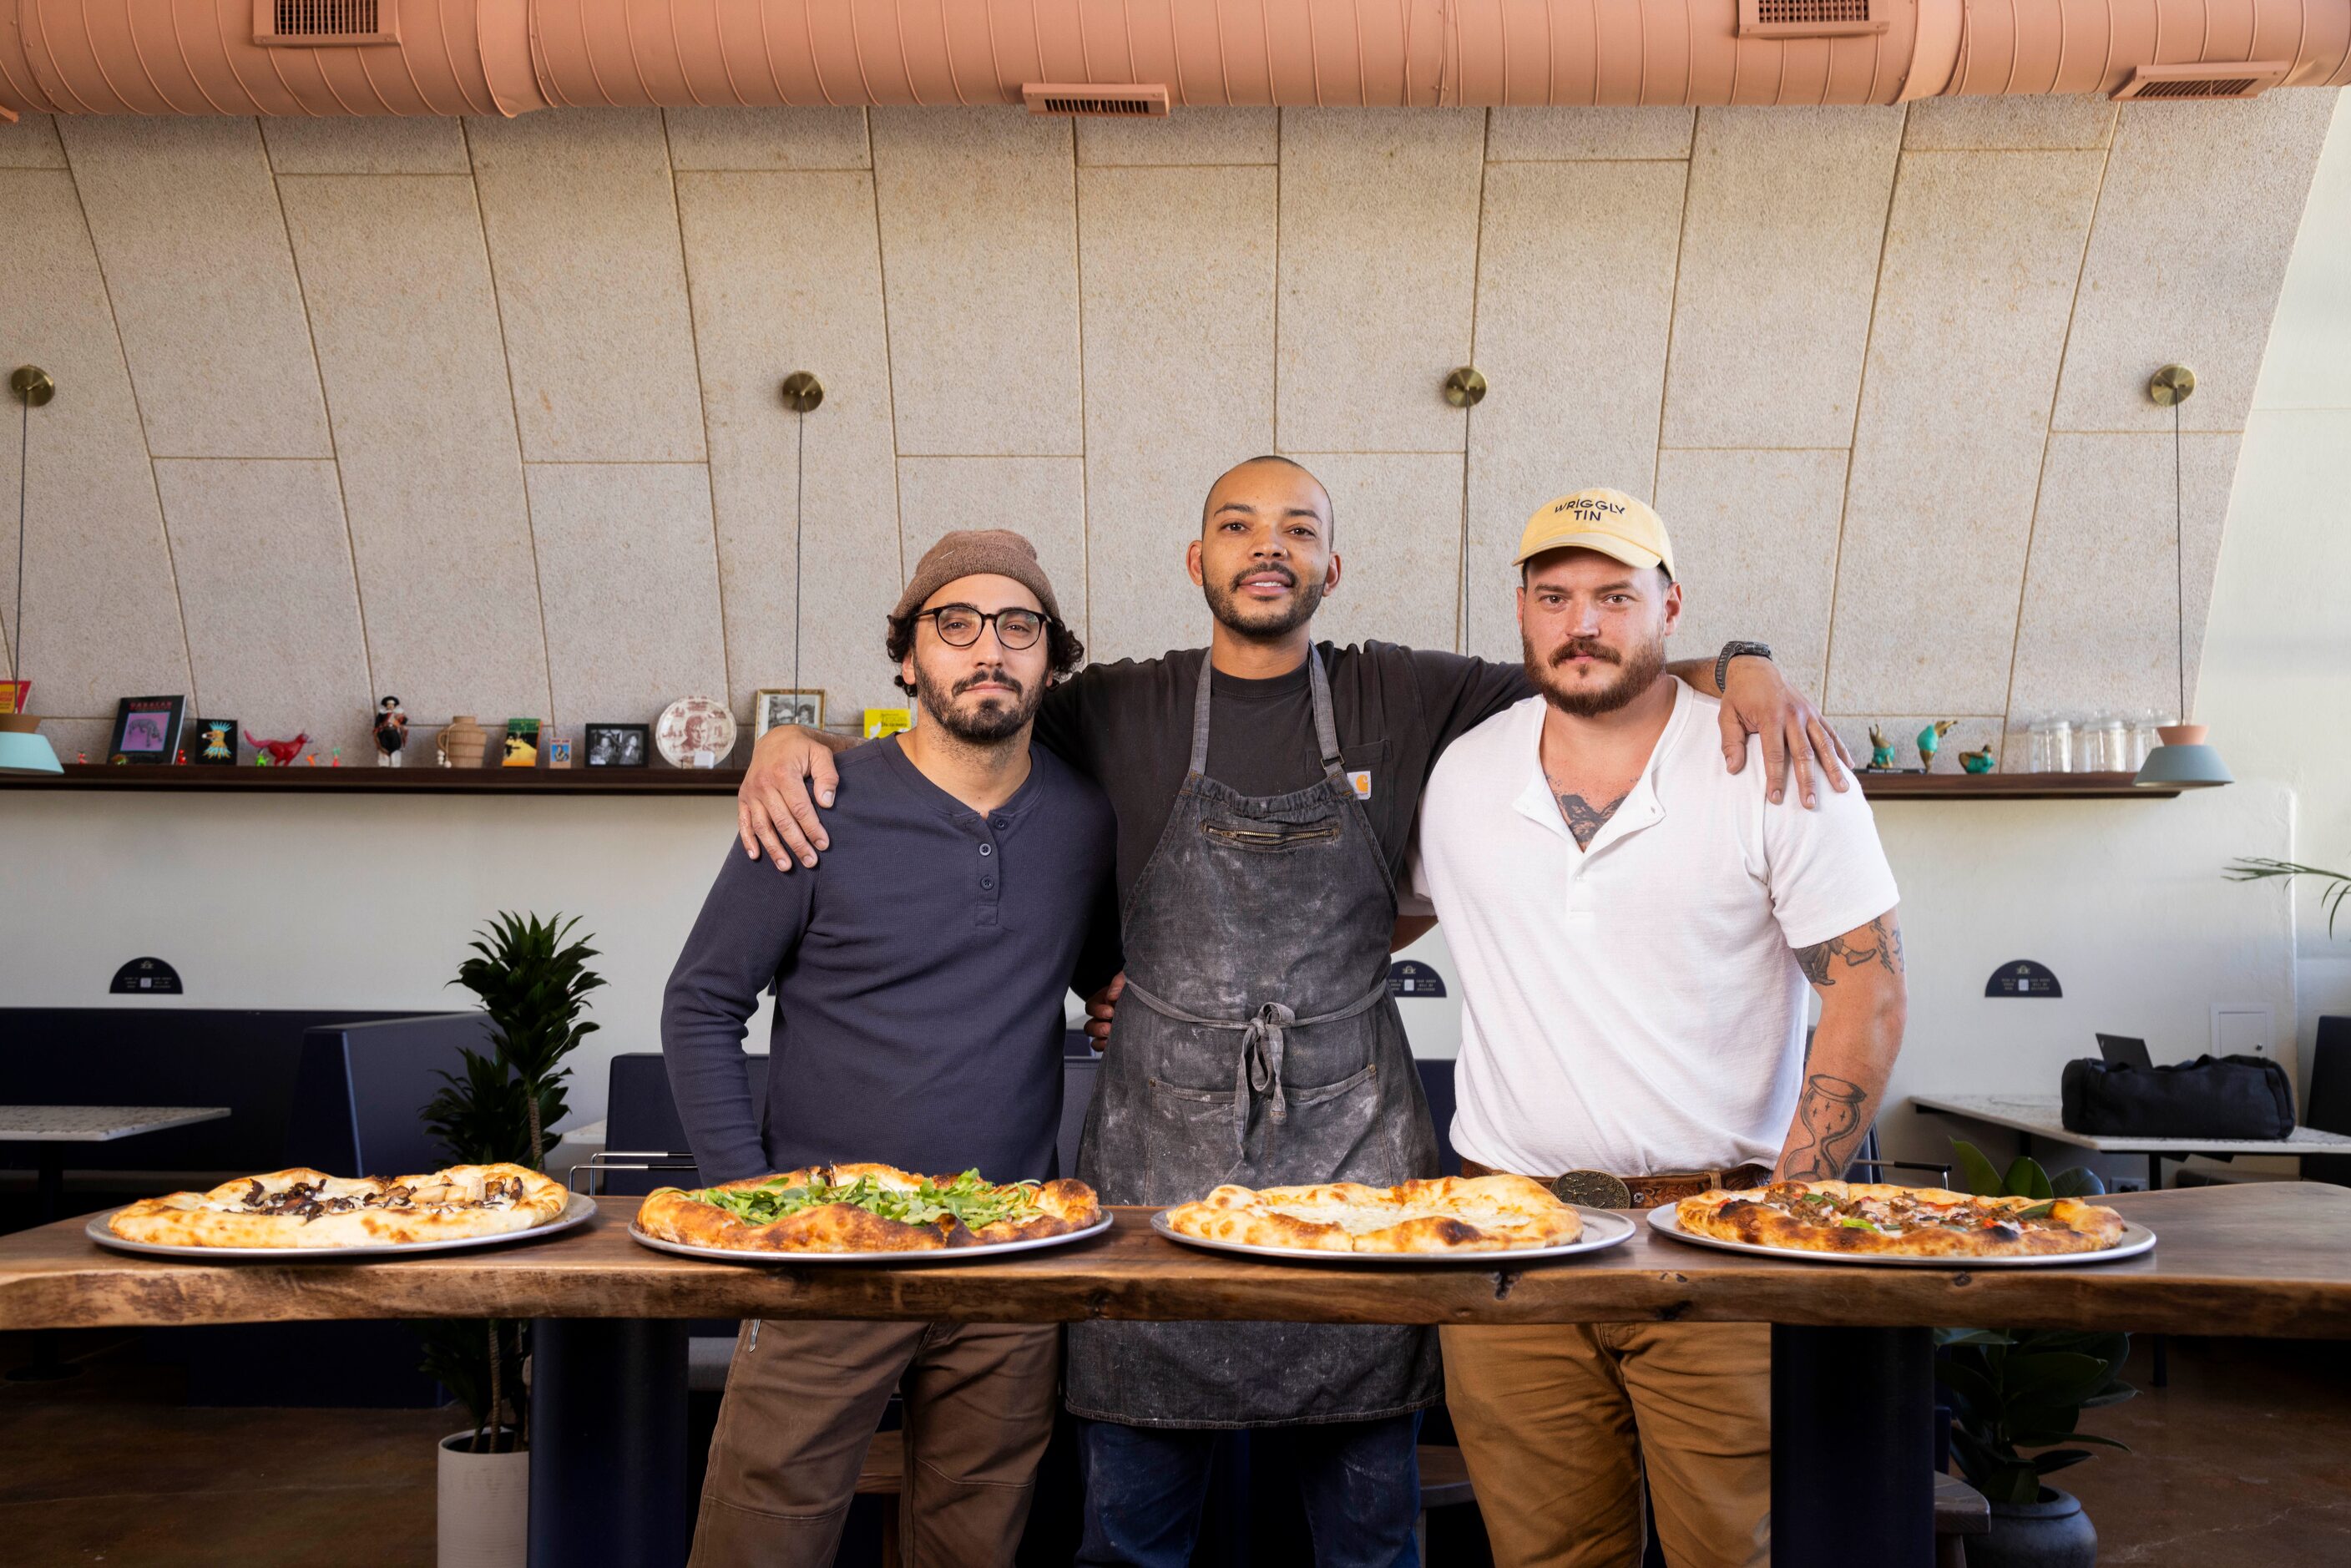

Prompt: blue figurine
xmin=1959 ymin=745 xmax=1996 ymax=775
xmin=1916 ymin=720 xmax=1957 ymax=771
xmin=1867 ymin=725 xmax=1898 ymax=771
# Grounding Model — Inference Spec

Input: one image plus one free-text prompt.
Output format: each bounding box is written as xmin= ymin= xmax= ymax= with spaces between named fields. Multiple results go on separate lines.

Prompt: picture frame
xmin=583 ymin=723 xmax=651 ymax=768
xmin=109 ymin=695 xmax=185 ymax=764
xmin=754 ymin=688 xmax=827 ymax=738
xmin=190 ymin=717 xmax=239 ymax=766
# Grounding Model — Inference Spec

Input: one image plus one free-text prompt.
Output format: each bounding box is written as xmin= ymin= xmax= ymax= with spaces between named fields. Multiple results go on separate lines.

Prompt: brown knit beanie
xmin=891 ymin=529 xmax=1063 ymax=625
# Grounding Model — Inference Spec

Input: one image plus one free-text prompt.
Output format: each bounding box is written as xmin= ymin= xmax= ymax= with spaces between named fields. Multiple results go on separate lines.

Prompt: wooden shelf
xmin=0 ymin=764 xmax=2177 ymax=799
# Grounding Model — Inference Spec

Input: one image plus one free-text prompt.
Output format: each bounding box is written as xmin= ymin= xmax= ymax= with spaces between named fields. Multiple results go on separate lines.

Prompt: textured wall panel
xmin=262 ymin=117 xmax=471 ymax=175
xmin=0 ymin=113 xmax=66 ymax=168
xmin=1078 ymin=108 xmax=1278 ymax=166
xmin=665 ymin=108 xmax=871 ymax=171
xmin=895 ymin=458 xmax=1090 ymax=641
xmin=1297 ymin=453 xmax=1464 ymax=655
xmin=1486 ymin=107 xmax=1694 ymax=160
xmin=1653 ymin=448 xmax=1848 ymax=697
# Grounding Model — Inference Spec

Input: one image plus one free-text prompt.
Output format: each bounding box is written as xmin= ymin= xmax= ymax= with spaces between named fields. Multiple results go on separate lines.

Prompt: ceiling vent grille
xmin=2112 ymin=62 xmax=2292 ymax=101
xmin=1737 ymin=0 xmax=1887 ymax=38
xmin=1022 ymin=83 xmax=1170 ymax=118
xmin=254 ymin=0 xmax=398 ymax=47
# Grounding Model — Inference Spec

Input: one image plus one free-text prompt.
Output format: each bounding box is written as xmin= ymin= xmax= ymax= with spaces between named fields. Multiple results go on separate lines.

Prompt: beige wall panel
xmin=1277 ymin=109 xmax=1484 ymax=454
xmin=895 ymin=458 xmax=1090 ymax=640
xmin=1079 ymin=164 xmax=1277 ymax=666
xmin=1487 ymin=107 xmax=1694 ymax=160
xmin=665 ymin=108 xmax=871 ymax=171
xmin=675 ymin=169 xmax=904 ymax=721
xmin=58 ymin=117 xmax=331 ymax=458
xmin=1902 ymin=96 xmax=2116 ymax=151
xmin=1297 ymin=453 xmax=1464 ymax=655
xmin=2053 ymin=93 xmax=2338 ymax=434
xmin=0 ymin=113 xmax=66 ymax=168
xmin=0 ymin=171 xmax=190 ymax=710
xmin=1462 ymin=159 xmax=1685 ymax=660
xmin=1079 ymin=109 xmax=1278 ymax=165
xmin=277 ymin=175 xmax=551 ymax=727
xmin=524 ymin=463 xmax=730 ymax=727
xmin=2253 ymin=94 xmax=2351 ymax=412
xmin=1828 ymin=149 xmax=2106 ymax=716
xmin=152 ymin=458 xmax=374 ymax=755
xmin=261 ymin=116 xmax=470 ymax=175
xmin=2008 ymin=432 xmax=2237 ymax=726
xmin=871 ymin=109 xmax=1082 ymax=456
xmin=1652 ymin=448 xmax=1848 ymax=696
xmin=1661 ymin=107 xmax=1902 ymax=450
xmin=467 ymin=109 xmax=707 ymax=463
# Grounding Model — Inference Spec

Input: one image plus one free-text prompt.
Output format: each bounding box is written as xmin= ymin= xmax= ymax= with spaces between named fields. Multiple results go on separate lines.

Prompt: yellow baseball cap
xmin=1514 ymin=488 xmax=1676 ymax=579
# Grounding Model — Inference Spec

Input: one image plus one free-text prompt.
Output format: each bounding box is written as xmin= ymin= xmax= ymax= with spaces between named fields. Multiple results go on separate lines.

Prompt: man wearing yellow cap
xmin=1403 ymin=489 xmax=1908 ymax=1567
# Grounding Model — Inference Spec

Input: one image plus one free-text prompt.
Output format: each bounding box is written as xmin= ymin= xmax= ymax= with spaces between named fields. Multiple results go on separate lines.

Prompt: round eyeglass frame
xmin=913 ymin=604 xmax=1048 ymax=650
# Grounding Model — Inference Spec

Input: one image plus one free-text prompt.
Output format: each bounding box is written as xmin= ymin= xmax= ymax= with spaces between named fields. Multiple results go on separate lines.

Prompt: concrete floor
xmin=3 ymin=1332 xmax=2347 ymax=1565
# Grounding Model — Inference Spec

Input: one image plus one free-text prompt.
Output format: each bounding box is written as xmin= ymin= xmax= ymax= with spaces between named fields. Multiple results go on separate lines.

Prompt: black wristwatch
xmin=1715 ymin=640 xmax=1773 ymax=691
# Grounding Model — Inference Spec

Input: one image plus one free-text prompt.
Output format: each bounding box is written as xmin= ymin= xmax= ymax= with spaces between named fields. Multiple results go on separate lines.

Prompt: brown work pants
xmin=1442 ymin=1321 xmax=1772 ymax=1568
xmin=690 ymin=1318 xmax=1059 ymax=1568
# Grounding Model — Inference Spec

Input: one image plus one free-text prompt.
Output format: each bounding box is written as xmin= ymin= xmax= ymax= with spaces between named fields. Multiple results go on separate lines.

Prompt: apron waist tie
xmin=1120 ymin=977 xmax=1388 ymax=1139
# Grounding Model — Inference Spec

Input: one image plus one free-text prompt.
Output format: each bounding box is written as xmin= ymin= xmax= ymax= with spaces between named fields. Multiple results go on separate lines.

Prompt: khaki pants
xmin=1442 ymin=1321 xmax=1771 ymax=1568
xmin=690 ymin=1318 xmax=1059 ymax=1568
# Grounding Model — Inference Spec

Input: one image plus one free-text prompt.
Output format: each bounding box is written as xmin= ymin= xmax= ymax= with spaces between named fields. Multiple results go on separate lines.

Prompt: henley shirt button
xmin=981 ymin=877 xmax=994 ymax=890
xmin=978 ymin=843 xmax=993 ymax=857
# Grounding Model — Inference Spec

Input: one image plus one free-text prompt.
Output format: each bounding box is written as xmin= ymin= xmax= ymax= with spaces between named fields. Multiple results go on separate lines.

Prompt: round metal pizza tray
xmin=625 ymin=1211 xmax=1116 ymax=1264
xmin=1148 ymin=1205 xmax=1636 ymax=1264
xmin=86 ymin=1191 xmax=600 ymax=1262
xmin=1646 ymin=1204 xmax=2158 ymax=1267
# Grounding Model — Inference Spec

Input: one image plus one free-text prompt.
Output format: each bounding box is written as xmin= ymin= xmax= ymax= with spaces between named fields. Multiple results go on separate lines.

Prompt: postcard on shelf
xmin=0 ymin=679 xmax=28 ymax=716
xmin=862 ymin=707 xmax=912 ymax=741
xmin=108 ymin=695 xmax=185 ymax=764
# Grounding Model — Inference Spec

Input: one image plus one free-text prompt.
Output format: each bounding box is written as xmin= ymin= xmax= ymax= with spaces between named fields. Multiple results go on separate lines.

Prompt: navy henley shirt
xmin=660 ymin=736 xmax=1119 ymax=1187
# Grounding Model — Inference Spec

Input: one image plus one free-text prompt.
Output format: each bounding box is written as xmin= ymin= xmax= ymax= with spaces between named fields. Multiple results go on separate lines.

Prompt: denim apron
xmin=1066 ymin=650 xmax=1443 ymax=1428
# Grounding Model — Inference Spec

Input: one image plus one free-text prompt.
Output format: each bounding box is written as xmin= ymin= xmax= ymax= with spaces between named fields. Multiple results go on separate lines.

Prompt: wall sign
xmin=1387 ymin=960 xmax=1447 ymax=999
xmin=1984 ymin=959 xmax=2060 ymax=999
xmin=110 ymin=956 xmax=183 ymax=994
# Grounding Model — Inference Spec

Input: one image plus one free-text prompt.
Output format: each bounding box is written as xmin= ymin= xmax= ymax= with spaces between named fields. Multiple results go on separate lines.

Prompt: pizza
xmin=1164 ymin=1174 xmax=1583 ymax=1254
xmin=635 ymin=1163 xmax=1102 ymax=1253
xmin=1675 ymin=1180 xmax=2129 ymax=1257
xmin=107 ymin=1163 xmax=569 ymax=1248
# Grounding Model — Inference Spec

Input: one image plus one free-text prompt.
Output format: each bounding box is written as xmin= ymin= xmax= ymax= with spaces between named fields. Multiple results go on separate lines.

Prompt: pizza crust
xmin=107 ymin=1163 xmax=569 ymax=1248
xmin=1675 ymin=1180 xmax=2128 ymax=1257
xmin=1165 ymin=1174 xmax=1583 ymax=1254
xmin=634 ymin=1164 xmax=1103 ymax=1253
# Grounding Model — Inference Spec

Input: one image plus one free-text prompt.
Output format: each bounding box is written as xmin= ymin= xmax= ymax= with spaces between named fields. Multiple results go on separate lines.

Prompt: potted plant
xmin=419 ymin=913 xmax=604 ymax=1568
xmin=1934 ymin=1141 xmax=2136 ymax=1568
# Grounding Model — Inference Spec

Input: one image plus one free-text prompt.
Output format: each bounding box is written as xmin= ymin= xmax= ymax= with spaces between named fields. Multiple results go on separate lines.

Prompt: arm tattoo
xmin=1792 ymin=913 xmax=1904 ymax=987
xmin=1782 ymin=1073 xmax=1868 ymax=1181
xmin=1551 ymin=788 xmax=1628 ymax=850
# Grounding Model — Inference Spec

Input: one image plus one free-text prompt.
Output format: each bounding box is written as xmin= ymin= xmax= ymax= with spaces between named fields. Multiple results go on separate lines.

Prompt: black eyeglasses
xmin=913 ymin=604 xmax=1048 ymax=650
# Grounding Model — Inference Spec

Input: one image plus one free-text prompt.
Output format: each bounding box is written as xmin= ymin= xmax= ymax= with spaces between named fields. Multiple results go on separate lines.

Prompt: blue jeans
xmin=1076 ymin=1413 xmax=1423 ymax=1568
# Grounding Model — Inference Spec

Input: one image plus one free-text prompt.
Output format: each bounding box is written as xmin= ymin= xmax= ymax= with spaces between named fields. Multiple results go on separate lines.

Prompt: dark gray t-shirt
xmin=660 ymin=737 xmax=1119 ymax=1186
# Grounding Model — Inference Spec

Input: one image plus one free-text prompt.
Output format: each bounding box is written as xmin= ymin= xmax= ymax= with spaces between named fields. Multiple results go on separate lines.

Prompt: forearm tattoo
xmin=1792 ymin=913 xmax=1904 ymax=987
xmin=1782 ymin=1073 xmax=1868 ymax=1181
xmin=1551 ymin=787 xmax=1628 ymax=850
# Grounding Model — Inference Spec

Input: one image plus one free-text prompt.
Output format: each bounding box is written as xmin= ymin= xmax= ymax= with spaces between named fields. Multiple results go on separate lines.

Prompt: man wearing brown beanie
xmin=663 ymin=529 xmax=1120 ymax=1567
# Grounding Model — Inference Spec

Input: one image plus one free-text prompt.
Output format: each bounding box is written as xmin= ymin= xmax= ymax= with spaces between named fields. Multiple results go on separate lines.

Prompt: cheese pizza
xmin=635 ymin=1163 xmax=1103 ymax=1253
xmin=1675 ymin=1180 xmax=2129 ymax=1258
xmin=108 ymin=1163 xmax=569 ymax=1248
xmin=1164 ymin=1174 xmax=1583 ymax=1254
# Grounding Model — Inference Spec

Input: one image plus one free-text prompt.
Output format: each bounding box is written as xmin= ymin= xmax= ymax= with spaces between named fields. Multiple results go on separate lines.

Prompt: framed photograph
xmin=754 ymin=688 xmax=826 ymax=737
xmin=190 ymin=718 xmax=239 ymax=766
xmin=503 ymin=716 xmax=542 ymax=768
xmin=109 ymin=695 xmax=185 ymax=764
xmin=584 ymin=723 xmax=650 ymax=768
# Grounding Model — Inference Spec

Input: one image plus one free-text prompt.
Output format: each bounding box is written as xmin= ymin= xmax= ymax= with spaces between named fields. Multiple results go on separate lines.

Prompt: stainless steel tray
xmin=87 ymin=1191 xmax=599 ymax=1261
xmin=627 ymin=1211 xmax=1117 ymax=1264
xmin=1646 ymin=1203 xmax=2157 ymax=1267
xmin=1148 ymin=1205 xmax=1636 ymax=1264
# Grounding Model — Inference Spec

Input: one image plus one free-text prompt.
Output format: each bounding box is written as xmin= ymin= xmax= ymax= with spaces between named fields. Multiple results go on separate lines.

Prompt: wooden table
xmin=1914 ymin=1092 xmax=2351 ymax=1191
xmin=5 ymin=1184 xmax=2344 ymax=1567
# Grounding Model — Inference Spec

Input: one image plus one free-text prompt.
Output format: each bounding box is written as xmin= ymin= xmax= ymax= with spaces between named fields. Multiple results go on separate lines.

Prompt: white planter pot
xmin=438 ymin=1428 xmax=528 ymax=1568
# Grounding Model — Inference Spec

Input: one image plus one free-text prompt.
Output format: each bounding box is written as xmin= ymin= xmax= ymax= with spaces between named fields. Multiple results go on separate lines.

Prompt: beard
xmin=1202 ymin=561 xmax=1326 ymax=641
xmin=913 ymin=661 xmax=1043 ymax=745
xmin=1523 ymin=629 xmax=1668 ymax=717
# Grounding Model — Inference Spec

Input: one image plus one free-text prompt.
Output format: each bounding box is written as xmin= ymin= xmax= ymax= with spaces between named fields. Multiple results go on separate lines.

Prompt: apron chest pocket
xmin=1201 ymin=820 xmax=1341 ymax=852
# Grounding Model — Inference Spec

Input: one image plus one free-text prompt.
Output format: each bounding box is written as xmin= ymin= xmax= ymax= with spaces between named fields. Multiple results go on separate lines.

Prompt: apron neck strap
xmin=1187 ymin=647 xmax=1347 ymax=780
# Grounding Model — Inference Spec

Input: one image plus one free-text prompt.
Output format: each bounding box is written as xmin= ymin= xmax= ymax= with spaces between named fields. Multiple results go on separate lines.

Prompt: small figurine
xmin=1959 ymin=745 xmax=1996 ymax=774
xmin=75 ymin=751 xmax=88 ymax=765
xmin=330 ymin=747 xmax=343 ymax=768
xmin=174 ymin=749 xmax=188 ymax=766
xmin=245 ymin=731 xmax=310 ymax=768
xmin=1916 ymin=720 xmax=1957 ymax=771
xmin=373 ymin=695 xmax=409 ymax=767
xmin=304 ymin=752 xmax=319 ymax=766
xmin=1866 ymin=725 xmax=1897 ymax=771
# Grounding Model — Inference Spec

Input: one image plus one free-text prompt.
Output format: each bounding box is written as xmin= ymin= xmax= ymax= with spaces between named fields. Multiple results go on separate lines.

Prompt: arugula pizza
xmin=1165 ymin=1174 xmax=1583 ymax=1254
xmin=635 ymin=1163 xmax=1102 ymax=1252
xmin=108 ymin=1163 xmax=569 ymax=1248
xmin=1675 ymin=1180 xmax=2128 ymax=1257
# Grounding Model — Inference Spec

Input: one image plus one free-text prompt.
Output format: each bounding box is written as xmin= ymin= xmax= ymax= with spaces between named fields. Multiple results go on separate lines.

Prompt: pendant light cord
xmin=2173 ymin=399 xmax=2186 ymax=724
xmin=792 ymin=410 xmax=805 ymax=703
xmin=12 ymin=396 xmax=25 ymax=682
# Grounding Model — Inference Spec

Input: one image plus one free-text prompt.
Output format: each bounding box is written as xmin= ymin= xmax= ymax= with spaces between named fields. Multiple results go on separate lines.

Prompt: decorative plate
xmin=655 ymin=695 xmax=739 ymax=768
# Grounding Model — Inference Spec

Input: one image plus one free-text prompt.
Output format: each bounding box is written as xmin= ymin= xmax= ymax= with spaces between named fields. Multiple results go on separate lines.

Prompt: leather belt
xmin=1459 ymin=1158 xmax=1773 ymax=1211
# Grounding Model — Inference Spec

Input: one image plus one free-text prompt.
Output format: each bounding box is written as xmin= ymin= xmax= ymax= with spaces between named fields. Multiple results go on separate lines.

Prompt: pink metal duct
xmin=3 ymin=0 xmax=2347 ymax=120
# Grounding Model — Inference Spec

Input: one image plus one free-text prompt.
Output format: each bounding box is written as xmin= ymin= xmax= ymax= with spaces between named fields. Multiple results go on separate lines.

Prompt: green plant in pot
xmin=1935 ymin=1141 xmax=2135 ymax=1568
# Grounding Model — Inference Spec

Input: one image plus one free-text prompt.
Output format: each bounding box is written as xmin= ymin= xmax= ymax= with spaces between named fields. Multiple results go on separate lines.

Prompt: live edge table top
xmin=6 ymin=1185 xmax=2350 ymax=1338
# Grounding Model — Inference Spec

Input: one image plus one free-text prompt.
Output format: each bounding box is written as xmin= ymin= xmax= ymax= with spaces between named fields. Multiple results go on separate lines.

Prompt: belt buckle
xmin=1550 ymin=1170 xmax=1633 ymax=1210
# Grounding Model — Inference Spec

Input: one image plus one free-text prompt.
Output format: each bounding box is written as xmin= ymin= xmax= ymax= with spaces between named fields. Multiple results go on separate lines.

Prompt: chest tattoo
xmin=1550 ymin=786 xmax=1629 ymax=850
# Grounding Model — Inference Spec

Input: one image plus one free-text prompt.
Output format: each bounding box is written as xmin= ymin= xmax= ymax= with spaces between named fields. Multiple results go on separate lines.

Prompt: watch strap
xmin=1715 ymin=640 xmax=1773 ymax=692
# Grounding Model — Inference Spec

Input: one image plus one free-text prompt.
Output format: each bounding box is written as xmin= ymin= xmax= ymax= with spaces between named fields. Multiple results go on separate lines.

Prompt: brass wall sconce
xmin=1443 ymin=367 xmax=1486 ymax=409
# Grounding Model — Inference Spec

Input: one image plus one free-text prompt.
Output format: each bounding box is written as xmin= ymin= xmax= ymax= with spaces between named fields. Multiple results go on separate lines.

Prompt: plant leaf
xmin=2049 ymin=1166 xmax=2106 ymax=1198
xmin=1951 ymin=1141 xmax=2006 ymax=1198
xmin=2001 ymin=1155 xmax=2055 ymax=1201
xmin=2030 ymin=1449 xmax=2096 ymax=1474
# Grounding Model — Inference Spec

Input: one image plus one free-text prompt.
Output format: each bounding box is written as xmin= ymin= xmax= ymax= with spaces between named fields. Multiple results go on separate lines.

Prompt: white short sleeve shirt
xmin=1408 ymin=684 xmax=1899 ymax=1178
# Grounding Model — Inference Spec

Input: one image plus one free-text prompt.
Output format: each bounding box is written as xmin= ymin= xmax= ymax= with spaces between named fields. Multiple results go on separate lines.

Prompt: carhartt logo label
xmin=1347 ymin=770 xmax=1373 ymax=800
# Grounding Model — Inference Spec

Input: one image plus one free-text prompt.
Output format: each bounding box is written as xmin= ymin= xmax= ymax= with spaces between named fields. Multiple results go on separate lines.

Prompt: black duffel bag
xmin=2060 ymin=1054 xmax=2296 ymax=1140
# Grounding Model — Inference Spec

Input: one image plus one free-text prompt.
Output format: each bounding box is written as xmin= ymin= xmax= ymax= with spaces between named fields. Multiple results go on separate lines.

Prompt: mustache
xmin=1550 ymin=639 xmax=1622 ymax=667
xmin=953 ymin=667 xmax=1025 ymax=699
xmin=1231 ymin=564 xmax=1297 ymax=591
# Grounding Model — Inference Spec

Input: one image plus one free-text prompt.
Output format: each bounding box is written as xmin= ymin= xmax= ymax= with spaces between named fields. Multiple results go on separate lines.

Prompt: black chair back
xmin=285 ymin=1012 xmax=497 ymax=1176
xmin=601 ymin=1051 xmax=771 ymax=1195
xmin=2303 ymin=1018 xmax=2351 ymax=1187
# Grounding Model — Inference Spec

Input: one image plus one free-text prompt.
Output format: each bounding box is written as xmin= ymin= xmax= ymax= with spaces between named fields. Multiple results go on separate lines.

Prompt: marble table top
xmin=0 ymin=1105 xmax=231 ymax=1142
